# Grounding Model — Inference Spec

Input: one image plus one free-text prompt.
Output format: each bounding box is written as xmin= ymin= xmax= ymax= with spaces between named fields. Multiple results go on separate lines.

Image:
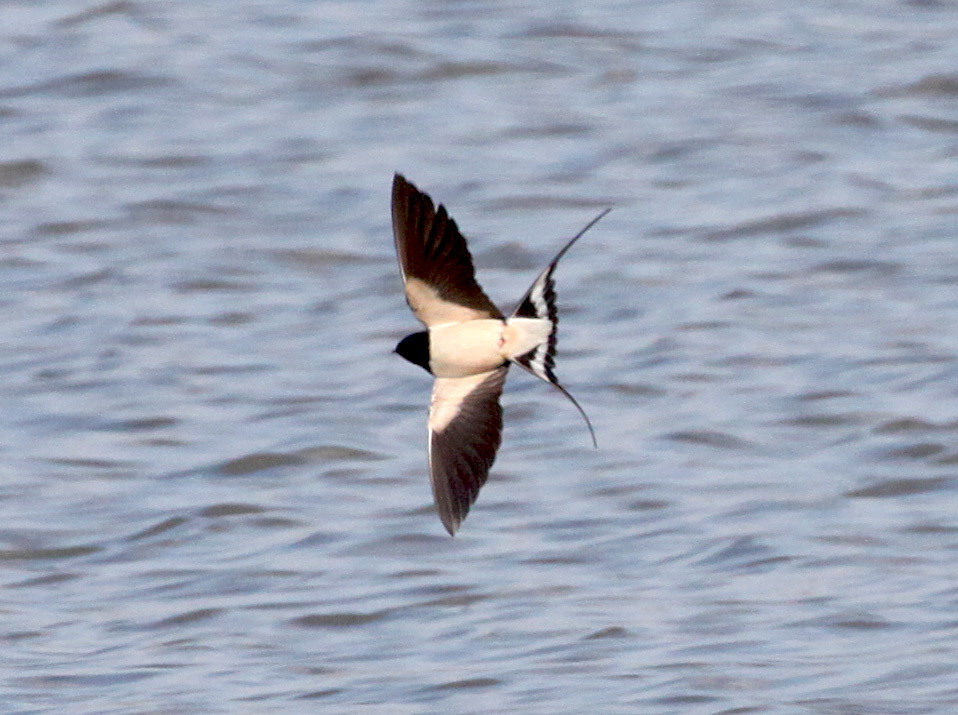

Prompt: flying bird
xmin=391 ymin=174 xmax=609 ymax=535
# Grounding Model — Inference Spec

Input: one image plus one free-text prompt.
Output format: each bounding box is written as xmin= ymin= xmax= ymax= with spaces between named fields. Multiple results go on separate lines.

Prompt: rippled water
xmin=3 ymin=1 xmax=958 ymax=712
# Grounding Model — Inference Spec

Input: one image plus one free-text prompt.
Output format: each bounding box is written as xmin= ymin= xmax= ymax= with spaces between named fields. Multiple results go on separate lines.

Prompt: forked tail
xmin=508 ymin=208 xmax=611 ymax=448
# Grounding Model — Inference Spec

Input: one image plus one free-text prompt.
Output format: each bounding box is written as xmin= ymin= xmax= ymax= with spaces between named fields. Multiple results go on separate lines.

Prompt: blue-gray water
xmin=3 ymin=1 xmax=958 ymax=712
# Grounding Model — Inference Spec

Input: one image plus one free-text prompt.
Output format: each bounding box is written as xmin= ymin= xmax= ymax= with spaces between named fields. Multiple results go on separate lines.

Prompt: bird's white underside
xmin=427 ymin=317 xmax=551 ymax=379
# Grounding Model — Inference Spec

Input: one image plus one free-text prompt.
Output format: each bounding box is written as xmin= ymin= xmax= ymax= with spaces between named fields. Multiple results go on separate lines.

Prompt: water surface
xmin=2 ymin=1 xmax=958 ymax=712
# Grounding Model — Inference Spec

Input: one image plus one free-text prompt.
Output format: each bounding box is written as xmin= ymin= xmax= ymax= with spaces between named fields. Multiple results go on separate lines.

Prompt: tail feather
xmin=509 ymin=208 xmax=610 ymax=448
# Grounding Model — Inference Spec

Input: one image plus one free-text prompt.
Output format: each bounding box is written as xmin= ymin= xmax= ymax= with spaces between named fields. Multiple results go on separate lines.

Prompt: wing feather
xmin=427 ymin=366 xmax=508 ymax=535
xmin=392 ymin=174 xmax=503 ymax=326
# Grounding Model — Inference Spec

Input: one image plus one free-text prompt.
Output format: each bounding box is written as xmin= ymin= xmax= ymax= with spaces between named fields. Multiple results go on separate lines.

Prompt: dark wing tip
xmin=392 ymin=173 xmax=433 ymax=215
xmin=392 ymin=172 xmax=406 ymax=199
xmin=439 ymin=502 xmax=462 ymax=536
xmin=430 ymin=422 xmax=502 ymax=536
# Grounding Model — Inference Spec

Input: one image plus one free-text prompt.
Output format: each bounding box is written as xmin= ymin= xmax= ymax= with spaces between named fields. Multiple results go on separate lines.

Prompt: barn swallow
xmin=392 ymin=173 xmax=608 ymax=535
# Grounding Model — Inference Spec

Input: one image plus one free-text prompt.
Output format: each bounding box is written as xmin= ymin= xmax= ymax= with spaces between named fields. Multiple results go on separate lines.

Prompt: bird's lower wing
xmin=427 ymin=366 xmax=509 ymax=535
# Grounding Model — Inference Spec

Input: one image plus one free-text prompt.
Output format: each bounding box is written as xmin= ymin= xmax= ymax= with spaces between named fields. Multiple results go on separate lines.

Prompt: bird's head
xmin=394 ymin=331 xmax=431 ymax=373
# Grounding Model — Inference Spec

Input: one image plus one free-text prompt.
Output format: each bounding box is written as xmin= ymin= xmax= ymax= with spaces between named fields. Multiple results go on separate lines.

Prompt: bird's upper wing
xmin=392 ymin=174 xmax=503 ymax=326
xmin=427 ymin=366 xmax=509 ymax=535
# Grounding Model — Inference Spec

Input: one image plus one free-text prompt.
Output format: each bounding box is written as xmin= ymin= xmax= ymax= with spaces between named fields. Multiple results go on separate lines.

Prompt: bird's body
xmin=408 ymin=318 xmax=551 ymax=378
xmin=429 ymin=319 xmax=507 ymax=378
xmin=391 ymin=174 xmax=607 ymax=535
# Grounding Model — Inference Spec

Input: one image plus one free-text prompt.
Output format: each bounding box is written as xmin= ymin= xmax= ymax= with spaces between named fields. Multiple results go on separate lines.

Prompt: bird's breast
xmin=428 ymin=320 xmax=507 ymax=378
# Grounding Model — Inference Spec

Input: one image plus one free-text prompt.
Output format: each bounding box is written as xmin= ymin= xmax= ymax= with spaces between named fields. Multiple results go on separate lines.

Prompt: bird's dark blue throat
xmin=395 ymin=331 xmax=431 ymax=373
